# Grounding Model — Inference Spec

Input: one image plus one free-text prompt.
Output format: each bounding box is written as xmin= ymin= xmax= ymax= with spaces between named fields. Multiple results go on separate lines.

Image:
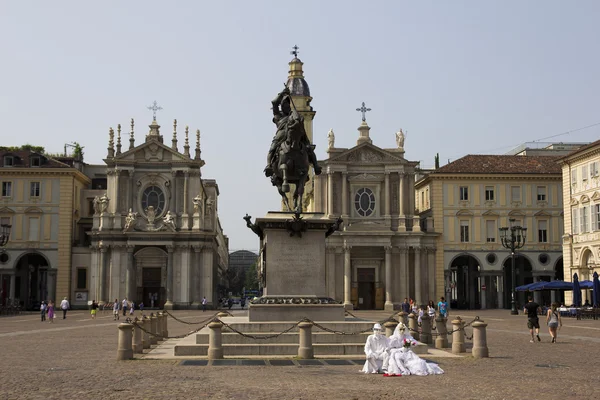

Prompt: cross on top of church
xmin=147 ymin=101 xmax=163 ymax=120
xmin=290 ymin=45 xmax=299 ymax=58
xmin=356 ymin=102 xmax=371 ymax=122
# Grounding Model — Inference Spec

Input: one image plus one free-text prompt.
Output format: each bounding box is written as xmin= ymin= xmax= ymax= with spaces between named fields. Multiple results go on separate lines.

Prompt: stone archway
xmin=449 ymin=254 xmax=481 ymax=310
xmin=134 ymin=247 xmax=167 ymax=308
xmin=13 ymin=252 xmax=52 ymax=310
xmin=502 ymin=254 xmax=533 ymax=309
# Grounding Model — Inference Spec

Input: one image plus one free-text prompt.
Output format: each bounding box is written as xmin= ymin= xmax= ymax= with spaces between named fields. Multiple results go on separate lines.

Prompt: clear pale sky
xmin=2 ymin=1 xmax=600 ymax=251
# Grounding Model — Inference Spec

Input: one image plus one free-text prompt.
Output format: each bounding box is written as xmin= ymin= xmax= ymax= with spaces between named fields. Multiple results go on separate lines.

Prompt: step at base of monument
xmin=221 ymin=321 xmax=377 ymax=333
xmin=195 ymin=332 xmax=370 ymax=345
xmin=174 ymin=341 xmax=428 ymax=357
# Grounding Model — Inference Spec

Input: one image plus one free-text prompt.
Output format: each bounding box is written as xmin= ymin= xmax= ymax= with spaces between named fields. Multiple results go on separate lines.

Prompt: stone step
xmin=195 ymin=332 xmax=370 ymax=345
xmin=221 ymin=321 xmax=376 ymax=333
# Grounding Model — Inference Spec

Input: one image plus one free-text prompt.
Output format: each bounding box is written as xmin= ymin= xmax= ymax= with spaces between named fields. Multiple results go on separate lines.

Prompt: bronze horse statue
xmin=264 ymin=87 xmax=321 ymax=214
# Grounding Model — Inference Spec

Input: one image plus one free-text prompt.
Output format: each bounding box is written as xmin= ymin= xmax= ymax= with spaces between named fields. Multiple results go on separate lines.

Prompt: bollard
xmin=141 ymin=316 xmax=151 ymax=349
xmin=397 ymin=311 xmax=408 ymax=327
xmin=132 ymin=319 xmax=143 ymax=354
xmin=149 ymin=313 xmax=158 ymax=345
xmin=451 ymin=316 xmax=466 ymax=354
xmin=408 ymin=313 xmax=420 ymax=341
xmin=162 ymin=310 xmax=169 ymax=338
xmin=384 ymin=320 xmax=399 ymax=337
xmin=297 ymin=322 xmax=314 ymax=359
xmin=208 ymin=321 xmax=224 ymax=360
xmin=117 ymin=323 xmax=134 ymax=360
xmin=155 ymin=313 xmax=163 ymax=341
xmin=435 ymin=316 xmax=449 ymax=349
xmin=471 ymin=321 xmax=489 ymax=358
xmin=217 ymin=311 xmax=230 ymax=318
xmin=420 ymin=315 xmax=432 ymax=344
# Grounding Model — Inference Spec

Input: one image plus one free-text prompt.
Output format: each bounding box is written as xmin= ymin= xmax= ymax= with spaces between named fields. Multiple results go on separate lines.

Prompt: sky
xmin=2 ymin=1 xmax=600 ymax=251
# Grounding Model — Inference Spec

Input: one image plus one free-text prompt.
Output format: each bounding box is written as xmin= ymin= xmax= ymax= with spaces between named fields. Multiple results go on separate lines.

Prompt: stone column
xmin=164 ymin=246 xmax=174 ymax=309
xmin=326 ymin=246 xmax=336 ymax=299
xmin=408 ymin=173 xmax=415 ymax=217
xmin=9 ymin=273 xmax=15 ymax=299
xmin=99 ymin=246 xmax=107 ymax=302
xmin=327 ymin=171 xmax=334 ymax=217
xmin=191 ymin=246 xmax=202 ymax=307
xmin=343 ymin=245 xmax=352 ymax=309
xmin=420 ymin=315 xmax=432 ymax=344
xmin=47 ymin=271 xmax=56 ymax=305
xmin=297 ymin=322 xmax=314 ymax=359
xmin=414 ymin=246 xmax=422 ymax=305
xmin=128 ymin=169 xmax=134 ymax=211
xmin=341 ymin=172 xmax=348 ymax=217
xmin=116 ymin=323 xmax=134 ymax=361
xmin=399 ymin=246 xmax=408 ymax=301
xmin=533 ymin=276 xmax=542 ymax=305
xmin=384 ymin=246 xmax=393 ymax=310
xmin=313 ymin=174 xmax=322 ymax=211
xmin=126 ymin=246 xmax=135 ymax=301
xmin=202 ymin=247 xmax=214 ymax=305
xmin=427 ymin=247 xmax=436 ymax=302
xmin=472 ymin=320 xmax=489 ymax=358
xmin=171 ymin=170 xmax=178 ymax=215
xmin=181 ymin=171 xmax=190 ymax=229
xmin=384 ymin=172 xmax=390 ymax=217
xmin=208 ymin=321 xmax=224 ymax=360
xmin=398 ymin=173 xmax=406 ymax=231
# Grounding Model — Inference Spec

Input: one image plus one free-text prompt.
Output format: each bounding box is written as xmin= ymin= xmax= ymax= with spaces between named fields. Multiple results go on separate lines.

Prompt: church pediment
xmin=592 ymin=191 xmax=600 ymax=201
xmin=348 ymin=173 xmax=383 ymax=182
xmin=482 ymin=210 xmax=499 ymax=217
xmin=114 ymin=139 xmax=196 ymax=164
xmin=534 ymin=210 xmax=551 ymax=217
xmin=456 ymin=210 xmax=474 ymax=216
xmin=508 ymin=210 xmax=526 ymax=217
xmin=580 ymin=194 xmax=590 ymax=204
xmin=327 ymin=143 xmax=405 ymax=164
xmin=0 ymin=206 xmax=15 ymax=215
xmin=24 ymin=206 xmax=43 ymax=214
xmin=570 ymin=198 xmax=579 ymax=206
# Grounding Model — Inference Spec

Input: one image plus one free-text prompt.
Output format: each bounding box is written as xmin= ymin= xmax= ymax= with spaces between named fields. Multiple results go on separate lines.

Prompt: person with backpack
xmin=546 ymin=302 xmax=563 ymax=343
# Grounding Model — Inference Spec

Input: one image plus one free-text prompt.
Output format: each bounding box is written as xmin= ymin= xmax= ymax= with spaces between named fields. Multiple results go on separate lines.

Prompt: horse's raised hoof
xmin=282 ymin=183 xmax=290 ymax=193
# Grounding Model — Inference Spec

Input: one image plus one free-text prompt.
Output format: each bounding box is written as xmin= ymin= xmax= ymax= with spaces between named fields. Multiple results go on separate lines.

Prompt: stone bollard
xmin=149 ymin=313 xmax=158 ymax=345
xmin=420 ymin=315 xmax=432 ymax=345
xmin=132 ymin=319 xmax=143 ymax=354
xmin=117 ymin=323 xmax=134 ymax=361
xmin=217 ymin=311 xmax=230 ymax=318
xmin=298 ymin=321 xmax=314 ymax=359
xmin=435 ymin=316 xmax=449 ymax=349
xmin=451 ymin=316 xmax=466 ymax=354
xmin=471 ymin=321 xmax=489 ymax=358
xmin=384 ymin=320 xmax=399 ymax=337
xmin=162 ymin=311 xmax=169 ymax=338
xmin=141 ymin=316 xmax=151 ymax=349
xmin=397 ymin=311 xmax=409 ymax=327
xmin=208 ymin=321 xmax=224 ymax=360
xmin=408 ymin=313 xmax=420 ymax=341
xmin=155 ymin=313 xmax=163 ymax=341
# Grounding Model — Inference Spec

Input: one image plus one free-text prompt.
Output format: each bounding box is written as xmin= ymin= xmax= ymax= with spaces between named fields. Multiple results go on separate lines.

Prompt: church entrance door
xmin=134 ymin=247 xmax=167 ymax=309
xmin=357 ymin=268 xmax=375 ymax=310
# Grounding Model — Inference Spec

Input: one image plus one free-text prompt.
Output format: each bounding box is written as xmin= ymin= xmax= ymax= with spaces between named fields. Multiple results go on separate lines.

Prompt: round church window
xmin=142 ymin=186 xmax=166 ymax=216
xmin=354 ymin=187 xmax=375 ymax=217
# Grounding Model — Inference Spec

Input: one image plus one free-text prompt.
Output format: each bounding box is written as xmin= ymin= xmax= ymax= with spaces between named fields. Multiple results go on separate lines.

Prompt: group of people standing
xmin=400 ymin=296 xmax=449 ymax=325
xmin=40 ymin=297 xmax=70 ymax=323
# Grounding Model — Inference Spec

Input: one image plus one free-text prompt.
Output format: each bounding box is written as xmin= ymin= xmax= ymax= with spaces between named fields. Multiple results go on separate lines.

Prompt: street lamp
xmin=0 ymin=223 xmax=11 ymax=247
xmin=499 ymin=218 xmax=527 ymax=315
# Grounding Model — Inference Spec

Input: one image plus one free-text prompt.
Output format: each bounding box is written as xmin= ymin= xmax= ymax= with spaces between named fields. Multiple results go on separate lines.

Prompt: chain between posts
xmin=406 ymin=316 xmax=480 ymax=339
xmin=161 ymin=310 xmax=222 ymax=325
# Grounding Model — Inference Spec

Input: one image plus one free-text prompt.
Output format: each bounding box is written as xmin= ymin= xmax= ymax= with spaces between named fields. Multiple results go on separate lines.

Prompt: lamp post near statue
xmin=0 ymin=223 xmax=12 ymax=247
xmin=499 ymin=218 xmax=527 ymax=315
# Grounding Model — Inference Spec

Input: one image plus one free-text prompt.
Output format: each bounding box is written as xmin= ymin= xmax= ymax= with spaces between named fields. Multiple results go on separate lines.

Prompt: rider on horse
xmin=264 ymin=86 xmax=322 ymax=178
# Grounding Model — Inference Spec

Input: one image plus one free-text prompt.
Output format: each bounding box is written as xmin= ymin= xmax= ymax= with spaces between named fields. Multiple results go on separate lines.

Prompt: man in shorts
xmin=523 ymin=296 xmax=542 ymax=343
xmin=113 ymin=298 xmax=120 ymax=320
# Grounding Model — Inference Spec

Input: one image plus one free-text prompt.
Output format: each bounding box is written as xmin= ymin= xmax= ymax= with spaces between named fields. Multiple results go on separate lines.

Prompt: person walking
xmin=437 ymin=297 xmax=449 ymax=318
xmin=427 ymin=300 xmax=436 ymax=320
xmin=47 ymin=300 xmax=55 ymax=323
xmin=60 ymin=297 xmax=70 ymax=319
xmin=202 ymin=297 xmax=207 ymax=312
xmin=546 ymin=302 xmax=563 ymax=343
xmin=129 ymin=301 xmax=135 ymax=316
xmin=122 ymin=298 xmax=128 ymax=316
xmin=400 ymin=298 xmax=411 ymax=314
xmin=40 ymin=301 xmax=47 ymax=322
xmin=524 ymin=296 xmax=542 ymax=343
xmin=112 ymin=298 xmax=120 ymax=320
xmin=91 ymin=300 xmax=98 ymax=319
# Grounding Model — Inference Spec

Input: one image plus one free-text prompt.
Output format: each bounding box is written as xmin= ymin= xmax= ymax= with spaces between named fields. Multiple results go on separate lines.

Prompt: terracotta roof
xmin=557 ymin=138 xmax=600 ymax=162
xmin=433 ymin=155 xmax=562 ymax=175
xmin=0 ymin=150 xmax=72 ymax=169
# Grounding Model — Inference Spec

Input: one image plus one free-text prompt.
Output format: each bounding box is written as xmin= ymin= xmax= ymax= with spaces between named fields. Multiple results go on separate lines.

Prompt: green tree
xmin=434 ymin=153 xmax=440 ymax=169
xmin=245 ymin=263 xmax=259 ymax=291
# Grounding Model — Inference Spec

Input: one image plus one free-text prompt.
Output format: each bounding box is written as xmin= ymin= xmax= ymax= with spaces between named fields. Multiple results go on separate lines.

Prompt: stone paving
xmin=1 ymin=308 xmax=599 ymax=399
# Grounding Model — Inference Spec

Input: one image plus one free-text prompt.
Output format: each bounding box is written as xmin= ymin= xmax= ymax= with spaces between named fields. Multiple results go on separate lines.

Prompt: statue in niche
xmin=396 ymin=129 xmax=405 ymax=149
xmin=206 ymin=197 xmax=214 ymax=216
xmin=192 ymin=194 xmax=203 ymax=215
xmin=92 ymin=196 xmax=101 ymax=215
xmin=163 ymin=210 xmax=177 ymax=231
xmin=327 ymin=128 xmax=335 ymax=150
xmin=124 ymin=208 xmax=138 ymax=231
xmin=99 ymin=193 xmax=110 ymax=215
xmin=145 ymin=206 xmax=156 ymax=227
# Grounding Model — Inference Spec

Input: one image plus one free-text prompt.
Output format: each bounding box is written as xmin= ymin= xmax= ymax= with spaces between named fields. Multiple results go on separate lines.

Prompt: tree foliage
xmin=244 ymin=262 xmax=259 ymax=291
xmin=0 ymin=144 xmax=45 ymax=153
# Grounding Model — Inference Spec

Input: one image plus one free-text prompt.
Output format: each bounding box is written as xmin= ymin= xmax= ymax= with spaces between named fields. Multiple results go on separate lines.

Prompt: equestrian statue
xmin=264 ymin=86 xmax=322 ymax=214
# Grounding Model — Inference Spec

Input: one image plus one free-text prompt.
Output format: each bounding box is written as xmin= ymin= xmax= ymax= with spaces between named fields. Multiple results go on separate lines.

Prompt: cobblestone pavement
xmin=1 ymin=308 xmax=599 ymax=400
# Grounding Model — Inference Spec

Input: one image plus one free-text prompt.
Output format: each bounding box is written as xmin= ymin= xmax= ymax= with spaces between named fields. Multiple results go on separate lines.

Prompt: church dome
xmin=286 ymin=57 xmax=311 ymax=97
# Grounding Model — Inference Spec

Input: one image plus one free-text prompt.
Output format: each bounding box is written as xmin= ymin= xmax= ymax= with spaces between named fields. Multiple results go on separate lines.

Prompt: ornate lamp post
xmin=0 ymin=223 xmax=11 ymax=247
xmin=499 ymin=218 xmax=527 ymax=315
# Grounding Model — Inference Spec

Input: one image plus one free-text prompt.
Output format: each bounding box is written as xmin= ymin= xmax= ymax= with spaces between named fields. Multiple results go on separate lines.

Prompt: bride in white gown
xmin=385 ymin=323 xmax=444 ymax=376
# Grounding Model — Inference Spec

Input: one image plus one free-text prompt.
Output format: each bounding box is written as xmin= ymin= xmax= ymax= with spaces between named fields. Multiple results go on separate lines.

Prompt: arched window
xmin=354 ymin=187 xmax=375 ymax=217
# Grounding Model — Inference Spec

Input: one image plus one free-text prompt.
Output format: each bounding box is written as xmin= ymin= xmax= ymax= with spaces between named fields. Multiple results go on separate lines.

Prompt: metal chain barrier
xmin=161 ymin=310 xmax=220 ymax=326
xmin=218 ymin=318 xmax=306 ymax=340
xmin=133 ymin=317 xmax=218 ymax=340
xmin=405 ymin=315 xmax=480 ymax=337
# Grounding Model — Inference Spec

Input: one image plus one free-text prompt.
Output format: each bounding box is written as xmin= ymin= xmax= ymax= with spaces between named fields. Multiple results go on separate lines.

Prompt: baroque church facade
xmin=72 ymin=118 xmax=229 ymax=309
xmin=282 ymin=55 xmax=440 ymax=311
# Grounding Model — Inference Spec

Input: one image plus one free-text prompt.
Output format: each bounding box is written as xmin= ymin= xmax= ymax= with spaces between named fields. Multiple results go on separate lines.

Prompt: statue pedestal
xmin=113 ymin=213 xmax=122 ymax=230
xmin=192 ymin=214 xmax=201 ymax=230
xmin=99 ymin=214 xmax=111 ymax=231
xmin=92 ymin=215 xmax=100 ymax=230
xmin=248 ymin=212 xmax=345 ymax=322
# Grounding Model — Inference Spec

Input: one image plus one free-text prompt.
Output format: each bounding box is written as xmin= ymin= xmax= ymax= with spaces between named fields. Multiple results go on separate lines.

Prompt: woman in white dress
xmin=385 ymin=323 xmax=444 ymax=376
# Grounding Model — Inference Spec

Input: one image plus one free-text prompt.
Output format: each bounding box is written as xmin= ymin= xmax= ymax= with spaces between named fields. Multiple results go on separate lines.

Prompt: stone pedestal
xmin=192 ymin=214 xmax=201 ymax=230
xmin=100 ymin=214 xmax=111 ymax=231
xmin=248 ymin=212 xmax=345 ymax=322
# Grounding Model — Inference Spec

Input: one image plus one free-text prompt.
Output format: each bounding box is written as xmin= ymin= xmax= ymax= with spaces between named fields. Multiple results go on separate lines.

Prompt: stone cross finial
xmin=129 ymin=118 xmax=135 ymax=150
xmin=356 ymin=102 xmax=371 ymax=122
xmin=172 ymin=119 xmax=178 ymax=151
xmin=183 ymin=125 xmax=190 ymax=157
xmin=195 ymin=129 xmax=201 ymax=160
xmin=290 ymin=44 xmax=299 ymax=58
xmin=147 ymin=100 xmax=163 ymax=121
xmin=116 ymin=124 xmax=122 ymax=155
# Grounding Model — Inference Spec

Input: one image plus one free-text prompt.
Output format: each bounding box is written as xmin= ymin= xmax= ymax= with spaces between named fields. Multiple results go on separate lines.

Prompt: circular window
xmin=539 ymin=254 xmax=549 ymax=265
xmin=142 ymin=186 xmax=166 ymax=216
xmin=486 ymin=253 xmax=497 ymax=265
xmin=0 ymin=252 xmax=8 ymax=264
xmin=354 ymin=187 xmax=375 ymax=217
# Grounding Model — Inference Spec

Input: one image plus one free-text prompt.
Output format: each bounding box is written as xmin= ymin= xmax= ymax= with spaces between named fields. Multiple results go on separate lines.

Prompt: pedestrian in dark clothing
xmin=523 ymin=296 xmax=542 ymax=343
